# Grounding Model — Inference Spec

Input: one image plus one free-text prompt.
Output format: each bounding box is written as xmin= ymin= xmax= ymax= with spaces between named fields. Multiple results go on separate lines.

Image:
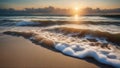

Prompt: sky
xmin=0 ymin=0 xmax=120 ymax=9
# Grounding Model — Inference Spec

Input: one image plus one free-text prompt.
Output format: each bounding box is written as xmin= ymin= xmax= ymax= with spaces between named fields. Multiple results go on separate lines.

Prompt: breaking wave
xmin=0 ymin=19 xmax=120 ymax=27
xmin=1 ymin=16 xmax=120 ymax=68
xmin=45 ymin=27 xmax=120 ymax=45
xmin=3 ymin=27 xmax=120 ymax=67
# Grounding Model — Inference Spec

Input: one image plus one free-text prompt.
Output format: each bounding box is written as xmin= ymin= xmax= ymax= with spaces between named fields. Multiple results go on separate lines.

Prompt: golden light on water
xmin=70 ymin=3 xmax=84 ymax=16
xmin=74 ymin=14 xmax=79 ymax=21
xmin=73 ymin=6 xmax=79 ymax=21
xmin=71 ymin=5 xmax=84 ymax=21
xmin=72 ymin=4 xmax=86 ymax=16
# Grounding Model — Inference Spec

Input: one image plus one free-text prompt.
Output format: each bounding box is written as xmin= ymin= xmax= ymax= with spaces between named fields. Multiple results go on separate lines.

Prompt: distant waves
xmin=0 ymin=16 xmax=120 ymax=22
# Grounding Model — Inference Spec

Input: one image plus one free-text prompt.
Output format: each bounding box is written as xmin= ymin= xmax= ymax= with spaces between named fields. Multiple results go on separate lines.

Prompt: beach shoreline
xmin=0 ymin=34 xmax=113 ymax=68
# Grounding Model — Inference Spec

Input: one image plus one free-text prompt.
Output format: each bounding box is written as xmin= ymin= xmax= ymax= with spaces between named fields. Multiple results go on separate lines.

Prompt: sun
xmin=72 ymin=6 xmax=80 ymax=21
xmin=75 ymin=7 xmax=79 ymax=11
xmin=73 ymin=6 xmax=79 ymax=15
xmin=74 ymin=6 xmax=79 ymax=14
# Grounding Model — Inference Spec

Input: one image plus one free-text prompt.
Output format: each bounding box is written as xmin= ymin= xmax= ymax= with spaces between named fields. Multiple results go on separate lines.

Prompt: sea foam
xmin=55 ymin=43 xmax=120 ymax=68
xmin=3 ymin=27 xmax=120 ymax=68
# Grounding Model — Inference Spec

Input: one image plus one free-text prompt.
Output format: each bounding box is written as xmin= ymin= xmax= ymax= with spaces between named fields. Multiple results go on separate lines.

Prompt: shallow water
xmin=1 ymin=16 xmax=120 ymax=67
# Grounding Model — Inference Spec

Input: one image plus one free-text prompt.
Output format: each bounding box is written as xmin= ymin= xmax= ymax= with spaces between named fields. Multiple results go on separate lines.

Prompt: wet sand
xmin=0 ymin=34 xmax=112 ymax=68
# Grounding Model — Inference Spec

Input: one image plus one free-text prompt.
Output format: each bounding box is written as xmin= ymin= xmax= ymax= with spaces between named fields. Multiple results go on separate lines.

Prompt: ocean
xmin=0 ymin=15 xmax=120 ymax=67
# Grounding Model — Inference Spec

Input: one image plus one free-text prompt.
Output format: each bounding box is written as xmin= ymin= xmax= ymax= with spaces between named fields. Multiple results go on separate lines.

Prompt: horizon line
xmin=1 ymin=6 xmax=120 ymax=10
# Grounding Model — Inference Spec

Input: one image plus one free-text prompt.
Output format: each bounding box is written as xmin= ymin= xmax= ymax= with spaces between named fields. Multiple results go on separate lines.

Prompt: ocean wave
xmin=0 ymin=16 xmax=120 ymax=22
xmin=16 ymin=20 xmax=120 ymax=26
xmin=3 ymin=29 xmax=120 ymax=68
xmin=45 ymin=27 xmax=120 ymax=45
xmin=55 ymin=43 xmax=120 ymax=68
xmin=16 ymin=21 xmax=41 ymax=26
xmin=1 ymin=19 xmax=120 ymax=27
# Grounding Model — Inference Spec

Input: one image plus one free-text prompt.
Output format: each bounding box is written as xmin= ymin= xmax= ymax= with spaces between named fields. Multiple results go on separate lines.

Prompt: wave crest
xmin=3 ymin=30 xmax=120 ymax=67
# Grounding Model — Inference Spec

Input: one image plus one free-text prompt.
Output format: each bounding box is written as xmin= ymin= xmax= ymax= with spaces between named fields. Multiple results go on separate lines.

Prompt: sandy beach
xmin=0 ymin=0 xmax=120 ymax=67
xmin=0 ymin=34 xmax=113 ymax=68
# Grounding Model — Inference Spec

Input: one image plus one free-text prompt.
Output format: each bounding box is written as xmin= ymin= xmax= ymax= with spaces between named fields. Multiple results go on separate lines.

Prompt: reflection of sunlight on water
xmin=74 ymin=14 xmax=79 ymax=21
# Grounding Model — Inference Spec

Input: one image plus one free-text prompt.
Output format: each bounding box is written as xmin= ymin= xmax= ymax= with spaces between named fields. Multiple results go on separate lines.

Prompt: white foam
xmin=6 ymin=28 xmax=120 ymax=68
xmin=16 ymin=21 xmax=40 ymax=26
xmin=55 ymin=43 xmax=69 ymax=51
xmin=55 ymin=43 xmax=120 ymax=68
xmin=84 ymin=34 xmax=108 ymax=43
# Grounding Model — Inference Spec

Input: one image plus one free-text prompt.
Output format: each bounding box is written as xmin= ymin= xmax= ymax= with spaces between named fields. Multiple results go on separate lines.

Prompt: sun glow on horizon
xmin=73 ymin=6 xmax=79 ymax=19
xmin=73 ymin=5 xmax=85 ymax=16
xmin=75 ymin=7 xmax=79 ymax=11
xmin=72 ymin=5 xmax=80 ymax=21
xmin=74 ymin=6 xmax=79 ymax=13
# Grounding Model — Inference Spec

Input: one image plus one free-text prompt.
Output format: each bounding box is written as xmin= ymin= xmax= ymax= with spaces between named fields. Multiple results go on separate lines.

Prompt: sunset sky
xmin=0 ymin=0 xmax=120 ymax=9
